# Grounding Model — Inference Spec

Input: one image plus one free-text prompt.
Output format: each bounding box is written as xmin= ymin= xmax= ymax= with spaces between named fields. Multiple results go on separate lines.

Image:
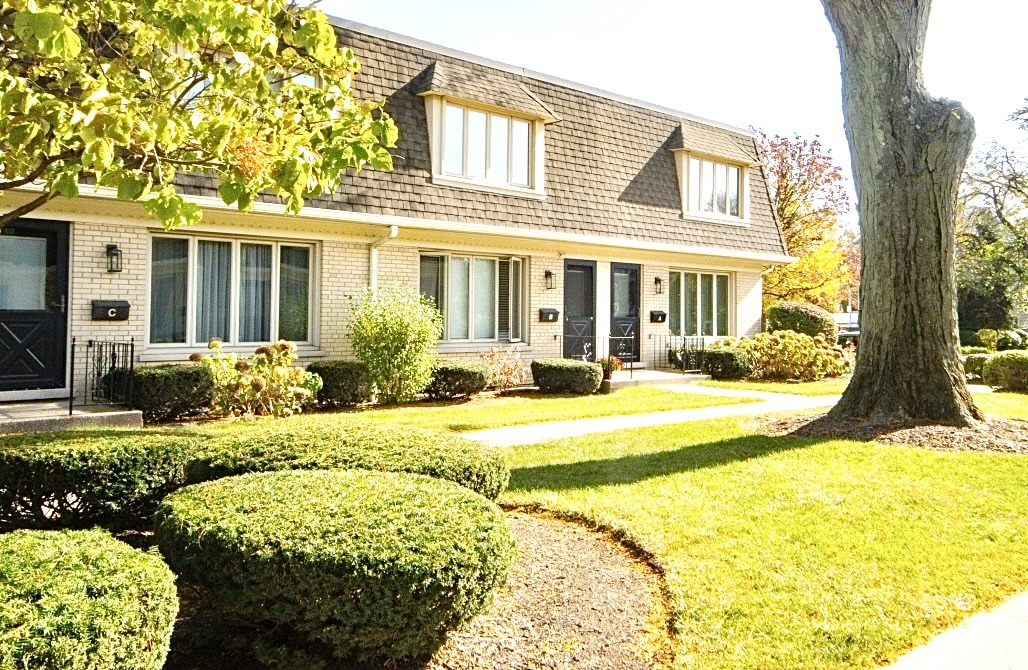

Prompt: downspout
xmin=368 ymin=225 xmax=399 ymax=289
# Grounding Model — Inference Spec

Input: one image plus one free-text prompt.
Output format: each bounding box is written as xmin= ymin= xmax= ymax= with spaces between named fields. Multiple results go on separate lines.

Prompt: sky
xmin=321 ymin=0 xmax=1027 ymax=226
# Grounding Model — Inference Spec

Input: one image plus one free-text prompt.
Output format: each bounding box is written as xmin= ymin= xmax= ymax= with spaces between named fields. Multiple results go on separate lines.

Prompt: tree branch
xmin=0 ymin=151 xmax=79 ymax=190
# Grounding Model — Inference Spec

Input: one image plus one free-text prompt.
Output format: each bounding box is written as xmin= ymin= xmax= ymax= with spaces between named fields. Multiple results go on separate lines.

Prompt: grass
xmin=698 ymin=376 xmax=851 ymax=396
xmin=974 ymin=391 xmax=1028 ymax=420
xmin=348 ymin=386 xmax=755 ymax=432
xmin=502 ymin=413 xmax=1028 ymax=670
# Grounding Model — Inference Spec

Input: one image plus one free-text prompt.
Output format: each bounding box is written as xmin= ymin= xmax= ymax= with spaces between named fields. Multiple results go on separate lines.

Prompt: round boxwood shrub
xmin=155 ymin=469 xmax=515 ymax=664
xmin=132 ymin=364 xmax=215 ymax=422
xmin=425 ymin=360 xmax=492 ymax=400
xmin=305 ymin=360 xmax=372 ymax=407
xmin=976 ymin=328 xmax=999 ymax=351
xmin=186 ymin=417 xmax=509 ymax=500
xmin=0 ymin=431 xmax=199 ymax=531
xmin=765 ymin=301 xmax=839 ymax=340
xmin=0 ymin=528 xmax=178 ymax=670
xmin=983 ymin=351 xmax=1028 ymax=391
xmin=701 ymin=347 xmax=754 ymax=380
xmin=530 ymin=358 xmax=602 ymax=394
xmin=997 ymin=329 xmax=1023 ymax=351
xmin=963 ymin=353 xmax=992 ymax=379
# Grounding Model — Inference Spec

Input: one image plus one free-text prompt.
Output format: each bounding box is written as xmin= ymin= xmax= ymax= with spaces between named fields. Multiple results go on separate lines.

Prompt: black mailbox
xmin=650 ymin=310 xmax=667 ymax=324
xmin=539 ymin=308 xmax=559 ymax=323
xmin=92 ymin=300 xmax=130 ymax=321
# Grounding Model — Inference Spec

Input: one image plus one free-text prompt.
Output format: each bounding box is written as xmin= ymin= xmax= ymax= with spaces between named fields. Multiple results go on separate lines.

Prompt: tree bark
xmin=820 ymin=0 xmax=983 ymax=425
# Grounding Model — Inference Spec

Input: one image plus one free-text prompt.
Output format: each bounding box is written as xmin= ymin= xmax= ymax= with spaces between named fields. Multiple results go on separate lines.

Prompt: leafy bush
xmin=765 ymin=301 xmax=839 ymax=339
xmin=425 ymin=360 xmax=491 ymax=400
xmin=716 ymin=330 xmax=852 ymax=381
xmin=959 ymin=329 xmax=980 ymax=347
xmin=597 ymin=355 xmax=624 ymax=376
xmin=198 ymin=339 xmax=322 ymax=418
xmin=186 ymin=416 xmax=509 ymax=500
xmin=997 ymin=330 xmax=1023 ymax=351
xmin=530 ymin=358 xmax=602 ymax=394
xmin=305 ymin=360 xmax=372 ymax=407
xmin=156 ymin=470 xmax=514 ymax=664
xmin=478 ymin=346 xmax=528 ymax=391
xmin=963 ymin=353 xmax=992 ymax=379
xmin=0 ymin=432 xmax=198 ymax=531
xmin=983 ymin=351 xmax=1028 ymax=391
xmin=0 ymin=529 xmax=178 ymax=670
xmin=975 ymin=328 xmax=999 ymax=351
xmin=701 ymin=347 xmax=753 ymax=380
xmin=349 ymin=285 xmax=443 ymax=404
xmin=131 ymin=364 xmax=214 ymax=422
xmin=1017 ymin=329 xmax=1028 ymax=342
xmin=960 ymin=346 xmax=992 ymax=355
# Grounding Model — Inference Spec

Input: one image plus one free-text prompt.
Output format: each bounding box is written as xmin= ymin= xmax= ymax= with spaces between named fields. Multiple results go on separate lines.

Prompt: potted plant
xmin=597 ymin=355 xmax=623 ymax=394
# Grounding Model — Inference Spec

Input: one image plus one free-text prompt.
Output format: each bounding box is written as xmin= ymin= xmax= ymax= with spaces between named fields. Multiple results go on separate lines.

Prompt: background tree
xmin=758 ymin=132 xmax=851 ymax=310
xmin=819 ymin=0 xmax=981 ymax=426
xmin=0 ymin=0 xmax=397 ymax=229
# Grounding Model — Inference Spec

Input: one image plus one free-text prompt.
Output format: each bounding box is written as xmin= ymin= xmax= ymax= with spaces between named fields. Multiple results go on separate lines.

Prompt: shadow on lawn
xmin=509 ymin=434 xmax=823 ymax=492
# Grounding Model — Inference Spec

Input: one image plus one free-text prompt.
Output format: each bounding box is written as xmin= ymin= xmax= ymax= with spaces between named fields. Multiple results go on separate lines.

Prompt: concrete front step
xmin=0 ymin=401 xmax=143 ymax=434
xmin=609 ymin=370 xmax=709 ymax=389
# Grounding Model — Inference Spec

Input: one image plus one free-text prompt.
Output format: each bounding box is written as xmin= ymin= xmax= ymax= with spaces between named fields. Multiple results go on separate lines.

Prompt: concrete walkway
xmin=464 ymin=385 xmax=839 ymax=447
xmin=887 ymin=592 xmax=1028 ymax=670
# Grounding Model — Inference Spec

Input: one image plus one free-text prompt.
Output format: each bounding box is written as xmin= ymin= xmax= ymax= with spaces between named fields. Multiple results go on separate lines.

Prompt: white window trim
xmin=669 ymin=269 xmax=735 ymax=338
xmin=420 ymin=252 xmax=526 ymax=344
xmin=673 ymin=150 xmax=752 ymax=226
xmin=423 ymin=94 xmax=546 ymax=200
xmin=145 ymin=233 xmax=319 ymax=351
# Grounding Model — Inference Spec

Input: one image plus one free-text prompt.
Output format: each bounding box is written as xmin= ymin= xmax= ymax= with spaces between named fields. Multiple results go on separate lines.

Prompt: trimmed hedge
xmin=0 ymin=529 xmax=178 ymax=670
xmin=305 ymin=360 xmax=372 ymax=407
xmin=959 ymin=329 xmax=980 ymax=347
xmin=425 ymin=360 xmax=491 ymax=400
xmin=765 ymin=301 xmax=839 ymax=339
xmin=132 ymin=364 xmax=214 ymax=422
xmin=963 ymin=353 xmax=992 ymax=379
xmin=530 ymin=358 xmax=602 ymax=395
xmin=983 ymin=351 xmax=1028 ymax=391
xmin=0 ymin=431 xmax=198 ymax=531
xmin=186 ymin=417 xmax=509 ymax=500
xmin=702 ymin=347 xmax=754 ymax=380
xmin=155 ymin=470 xmax=515 ymax=664
xmin=960 ymin=346 xmax=992 ymax=355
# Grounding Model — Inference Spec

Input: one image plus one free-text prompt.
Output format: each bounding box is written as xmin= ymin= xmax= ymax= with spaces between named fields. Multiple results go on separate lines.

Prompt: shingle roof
xmin=417 ymin=61 xmax=560 ymax=122
xmin=674 ymin=121 xmax=760 ymax=165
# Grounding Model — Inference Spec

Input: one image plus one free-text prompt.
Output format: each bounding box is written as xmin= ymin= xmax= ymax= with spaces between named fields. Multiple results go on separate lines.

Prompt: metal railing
xmin=68 ymin=338 xmax=135 ymax=415
xmin=649 ymin=335 xmax=705 ymax=372
xmin=557 ymin=334 xmax=637 ymax=377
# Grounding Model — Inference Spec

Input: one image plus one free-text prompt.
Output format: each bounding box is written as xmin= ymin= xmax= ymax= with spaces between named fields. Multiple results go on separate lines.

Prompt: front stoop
xmin=609 ymin=370 xmax=709 ymax=389
xmin=0 ymin=402 xmax=143 ymax=435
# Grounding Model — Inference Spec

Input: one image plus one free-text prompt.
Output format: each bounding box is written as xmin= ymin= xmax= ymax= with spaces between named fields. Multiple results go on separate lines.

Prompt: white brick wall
xmin=736 ymin=269 xmax=763 ymax=337
xmin=318 ymin=241 xmax=369 ymax=360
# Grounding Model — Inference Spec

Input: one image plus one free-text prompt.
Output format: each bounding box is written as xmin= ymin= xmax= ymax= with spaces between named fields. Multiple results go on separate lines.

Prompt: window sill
xmin=681 ymin=212 xmax=751 ymax=227
xmin=431 ymin=175 xmax=546 ymax=201
xmin=139 ymin=346 xmax=326 ymax=363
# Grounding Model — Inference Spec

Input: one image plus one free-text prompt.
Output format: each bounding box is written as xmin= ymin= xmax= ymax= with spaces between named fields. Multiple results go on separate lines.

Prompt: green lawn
xmin=974 ymin=391 xmax=1028 ymax=420
xmin=346 ymin=386 xmax=755 ymax=432
xmin=502 ymin=415 xmax=1028 ymax=670
xmin=698 ymin=377 xmax=851 ymax=396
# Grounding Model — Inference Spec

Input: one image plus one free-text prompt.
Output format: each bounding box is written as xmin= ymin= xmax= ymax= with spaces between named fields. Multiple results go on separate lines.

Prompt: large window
xmin=419 ymin=253 xmax=525 ymax=342
xmin=149 ymin=236 xmax=314 ymax=346
xmin=668 ymin=271 xmax=731 ymax=337
xmin=443 ymin=103 xmax=532 ymax=188
xmin=687 ymin=157 xmax=742 ymax=219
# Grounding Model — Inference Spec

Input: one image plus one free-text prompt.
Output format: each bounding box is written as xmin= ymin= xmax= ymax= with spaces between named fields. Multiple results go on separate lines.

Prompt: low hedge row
xmin=983 ymin=351 xmax=1028 ymax=391
xmin=0 ymin=529 xmax=178 ymax=670
xmin=305 ymin=360 xmax=373 ymax=407
xmin=155 ymin=469 xmax=514 ymax=664
xmin=0 ymin=431 xmax=198 ymax=531
xmin=425 ymin=360 xmax=492 ymax=400
xmin=701 ymin=347 xmax=753 ymax=380
xmin=530 ymin=358 xmax=602 ymax=394
xmin=187 ymin=417 xmax=509 ymax=500
xmin=131 ymin=364 xmax=215 ymax=422
xmin=963 ymin=353 xmax=991 ymax=379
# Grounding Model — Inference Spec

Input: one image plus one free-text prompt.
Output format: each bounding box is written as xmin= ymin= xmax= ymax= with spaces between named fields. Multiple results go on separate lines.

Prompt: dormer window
xmin=442 ymin=103 xmax=532 ymax=188
xmin=688 ymin=157 xmax=742 ymax=219
xmin=671 ymin=122 xmax=758 ymax=224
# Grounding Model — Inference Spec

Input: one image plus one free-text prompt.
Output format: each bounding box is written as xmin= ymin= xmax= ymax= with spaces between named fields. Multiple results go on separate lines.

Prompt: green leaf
xmin=218 ymin=181 xmax=242 ymax=206
xmin=54 ymin=173 xmax=79 ymax=198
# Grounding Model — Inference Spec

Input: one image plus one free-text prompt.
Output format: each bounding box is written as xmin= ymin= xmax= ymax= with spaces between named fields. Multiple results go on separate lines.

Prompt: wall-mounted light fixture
xmin=106 ymin=244 xmax=123 ymax=273
xmin=654 ymin=276 xmax=664 ymax=294
xmin=544 ymin=270 xmax=555 ymax=290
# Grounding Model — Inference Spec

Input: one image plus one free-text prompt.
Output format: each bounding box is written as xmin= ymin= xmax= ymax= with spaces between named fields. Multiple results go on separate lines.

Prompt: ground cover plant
xmin=501 ymin=412 xmax=1028 ymax=670
xmin=0 ymin=529 xmax=178 ymax=670
xmin=156 ymin=469 xmax=514 ymax=665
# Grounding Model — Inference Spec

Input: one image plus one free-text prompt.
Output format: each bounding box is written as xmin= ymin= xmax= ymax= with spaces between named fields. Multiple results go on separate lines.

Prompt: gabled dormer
xmin=671 ymin=122 xmax=761 ymax=226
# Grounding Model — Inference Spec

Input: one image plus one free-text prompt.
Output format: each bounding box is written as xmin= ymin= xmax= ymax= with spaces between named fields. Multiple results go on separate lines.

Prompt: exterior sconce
xmin=654 ymin=276 xmax=664 ymax=294
xmin=106 ymin=244 xmax=123 ymax=273
xmin=544 ymin=270 xmax=555 ymax=290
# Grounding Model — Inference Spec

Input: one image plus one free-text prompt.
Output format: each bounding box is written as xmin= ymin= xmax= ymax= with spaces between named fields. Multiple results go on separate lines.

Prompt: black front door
xmin=0 ymin=220 xmax=69 ymax=392
xmin=563 ymin=260 xmax=596 ymax=360
xmin=611 ymin=263 xmax=641 ymax=362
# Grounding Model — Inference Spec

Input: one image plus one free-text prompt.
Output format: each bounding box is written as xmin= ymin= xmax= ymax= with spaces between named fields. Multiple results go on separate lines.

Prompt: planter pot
xmin=599 ymin=379 xmax=612 ymax=394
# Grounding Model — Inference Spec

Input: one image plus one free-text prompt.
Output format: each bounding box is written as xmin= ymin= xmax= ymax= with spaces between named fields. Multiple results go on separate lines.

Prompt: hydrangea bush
xmin=712 ymin=330 xmax=851 ymax=381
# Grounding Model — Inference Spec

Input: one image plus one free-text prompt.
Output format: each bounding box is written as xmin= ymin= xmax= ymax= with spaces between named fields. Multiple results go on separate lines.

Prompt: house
xmin=0 ymin=18 xmax=791 ymax=403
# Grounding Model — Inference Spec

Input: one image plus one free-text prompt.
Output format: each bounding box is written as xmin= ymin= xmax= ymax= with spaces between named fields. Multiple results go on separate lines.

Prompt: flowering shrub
xmin=597 ymin=356 xmax=624 ymax=375
xmin=196 ymin=340 xmax=322 ymax=418
xmin=478 ymin=346 xmax=527 ymax=392
xmin=713 ymin=330 xmax=851 ymax=381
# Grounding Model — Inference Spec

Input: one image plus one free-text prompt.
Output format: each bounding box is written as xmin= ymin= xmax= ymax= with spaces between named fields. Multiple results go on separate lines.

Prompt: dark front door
xmin=563 ymin=260 xmax=596 ymax=360
xmin=0 ymin=220 xmax=69 ymax=392
xmin=611 ymin=263 xmax=641 ymax=362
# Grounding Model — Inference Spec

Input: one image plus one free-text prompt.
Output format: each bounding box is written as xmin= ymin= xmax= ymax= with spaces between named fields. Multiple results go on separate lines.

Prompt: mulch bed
xmin=163 ymin=511 xmax=673 ymax=670
xmin=755 ymin=413 xmax=1028 ymax=454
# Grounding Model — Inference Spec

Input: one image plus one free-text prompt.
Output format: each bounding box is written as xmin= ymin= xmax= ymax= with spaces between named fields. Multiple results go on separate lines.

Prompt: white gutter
xmin=368 ymin=224 xmax=399 ymax=288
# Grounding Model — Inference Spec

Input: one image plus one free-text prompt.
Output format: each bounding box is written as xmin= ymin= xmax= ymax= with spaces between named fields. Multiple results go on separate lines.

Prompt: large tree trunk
xmin=820 ymin=0 xmax=982 ymax=425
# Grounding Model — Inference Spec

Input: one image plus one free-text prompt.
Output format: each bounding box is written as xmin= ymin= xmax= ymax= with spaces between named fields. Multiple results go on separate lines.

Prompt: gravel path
xmin=427 ymin=511 xmax=672 ymax=670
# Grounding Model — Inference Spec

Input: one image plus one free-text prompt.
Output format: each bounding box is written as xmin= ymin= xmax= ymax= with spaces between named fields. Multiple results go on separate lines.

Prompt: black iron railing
xmin=650 ymin=335 xmax=705 ymax=372
xmin=68 ymin=338 xmax=135 ymax=414
xmin=558 ymin=334 xmax=636 ymax=376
